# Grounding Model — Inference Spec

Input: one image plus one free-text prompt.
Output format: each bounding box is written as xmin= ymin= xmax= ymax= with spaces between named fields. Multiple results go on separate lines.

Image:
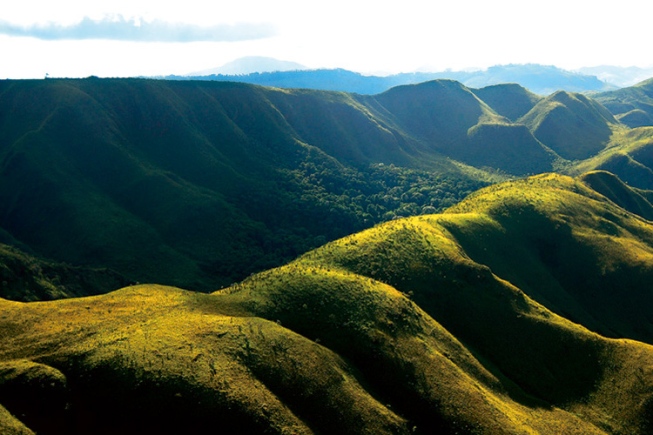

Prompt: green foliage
xmin=471 ymin=83 xmax=541 ymax=121
xmin=571 ymin=127 xmax=653 ymax=189
xmin=595 ymin=77 xmax=653 ymax=127
xmin=519 ymin=91 xmax=619 ymax=160
xmin=0 ymin=79 xmax=497 ymax=292
xmin=5 ymin=174 xmax=653 ymax=433
xmin=0 ymin=243 xmax=130 ymax=301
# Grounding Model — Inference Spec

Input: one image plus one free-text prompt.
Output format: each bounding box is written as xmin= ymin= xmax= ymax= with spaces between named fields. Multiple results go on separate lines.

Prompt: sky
xmin=1 ymin=0 xmax=651 ymax=79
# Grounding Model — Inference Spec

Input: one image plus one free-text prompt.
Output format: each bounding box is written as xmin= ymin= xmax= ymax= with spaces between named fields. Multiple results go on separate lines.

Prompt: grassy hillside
xmin=519 ymin=91 xmax=620 ymax=160
xmin=0 ymin=77 xmax=646 ymax=294
xmin=595 ymin=77 xmax=653 ymax=127
xmin=369 ymin=80 xmax=558 ymax=174
xmin=0 ymin=78 xmax=496 ymax=291
xmin=572 ymin=127 xmax=653 ymax=189
xmin=579 ymin=170 xmax=653 ymax=220
xmin=463 ymin=122 xmax=557 ymax=175
xmin=3 ymin=173 xmax=653 ymax=433
xmin=373 ymin=79 xmax=505 ymax=148
xmin=0 ymin=243 xmax=130 ymax=302
xmin=471 ymin=83 xmax=542 ymax=121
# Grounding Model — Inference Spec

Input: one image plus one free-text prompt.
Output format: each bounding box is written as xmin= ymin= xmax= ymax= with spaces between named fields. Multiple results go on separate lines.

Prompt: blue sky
xmin=1 ymin=0 xmax=651 ymax=79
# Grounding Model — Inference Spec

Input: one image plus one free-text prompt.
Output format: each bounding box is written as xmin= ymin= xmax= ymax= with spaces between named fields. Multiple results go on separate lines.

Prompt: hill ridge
xmin=4 ymin=173 xmax=653 ymax=433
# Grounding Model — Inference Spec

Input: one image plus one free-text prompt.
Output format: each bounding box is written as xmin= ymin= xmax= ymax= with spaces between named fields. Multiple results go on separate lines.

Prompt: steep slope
xmin=595 ymin=77 xmax=653 ymax=127
xmin=0 ymin=78 xmax=492 ymax=291
xmin=471 ymin=83 xmax=542 ymax=121
xmin=0 ymin=243 xmax=129 ymax=302
xmin=579 ymin=170 xmax=653 ymax=221
xmin=439 ymin=174 xmax=653 ymax=343
xmin=572 ymin=127 xmax=653 ymax=189
xmin=372 ymin=79 xmax=505 ymax=147
xmin=368 ymin=80 xmax=557 ymax=174
xmin=463 ymin=122 xmax=556 ymax=175
xmin=519 ymin=91 xmax=619 ymax=160
xmin=3 ymin=174 xmax=653 ymax=433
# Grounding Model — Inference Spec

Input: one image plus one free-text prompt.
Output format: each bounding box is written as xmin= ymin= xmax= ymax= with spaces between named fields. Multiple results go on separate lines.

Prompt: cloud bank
xmin=0 ymin=16 xmax=276 ymax=42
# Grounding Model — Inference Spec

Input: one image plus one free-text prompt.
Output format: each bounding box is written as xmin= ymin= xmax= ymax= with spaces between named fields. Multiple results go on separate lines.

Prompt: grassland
xmin=3 ymin=173 xmax=653 ymax=433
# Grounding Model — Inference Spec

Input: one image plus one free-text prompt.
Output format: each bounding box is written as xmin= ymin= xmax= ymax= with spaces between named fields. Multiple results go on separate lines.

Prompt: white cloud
xmin=0 ymin=15 xmax=276 ymax=42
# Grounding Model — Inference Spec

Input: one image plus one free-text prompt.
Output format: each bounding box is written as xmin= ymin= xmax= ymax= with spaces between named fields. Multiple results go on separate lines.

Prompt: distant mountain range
xmin=188 ymin=56 xmax=307 ymax=76
xmin=165 ymin=59 xmax=653 ymax=95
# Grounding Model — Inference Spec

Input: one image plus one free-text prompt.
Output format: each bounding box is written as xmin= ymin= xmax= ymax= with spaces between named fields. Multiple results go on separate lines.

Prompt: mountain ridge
xmin=2 ymin=76 xmax=653 ymax=292
xmin=4 ymin=173 xmax=653 ymax=433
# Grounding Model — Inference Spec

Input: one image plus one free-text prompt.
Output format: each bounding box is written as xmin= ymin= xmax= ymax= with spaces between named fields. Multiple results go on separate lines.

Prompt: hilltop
xmin=4 ymin=173 xmax=653 ymax=433
xmin=595 ymin=77 xmax=653 ymax=128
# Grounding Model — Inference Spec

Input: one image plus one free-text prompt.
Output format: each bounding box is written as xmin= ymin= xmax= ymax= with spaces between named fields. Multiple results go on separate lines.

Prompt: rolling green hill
xmin=595 ymin=78 xmax=653 ymax=127
xmin=371 ymin=80 xmax=557 ymax=175
xmin=3 ymin=173 xmax=653 ymax=433
xmin=471 ymin=83 xmax=542 ymax=121
xmin=519 ymin=91 xmax=620 ymax=160
xmin=571 ymin=127 xmax=653 ymax=190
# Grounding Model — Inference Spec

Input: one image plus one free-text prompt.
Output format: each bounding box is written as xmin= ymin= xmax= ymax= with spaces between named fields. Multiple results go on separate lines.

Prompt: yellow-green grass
xmin=4 ymin=172 xmax=653 ymax=433
xmin=571 ymin=127 xmax=653 ymax=189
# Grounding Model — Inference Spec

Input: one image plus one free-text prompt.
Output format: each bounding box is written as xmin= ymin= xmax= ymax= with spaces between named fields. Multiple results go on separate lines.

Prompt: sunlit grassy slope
xmin=595 ymin=77 xmax=653 ymax=128
xmin=3 ymin=173 xmax=653 ymax=433
xmin=571 ymin=126 xmax=653 ymax=189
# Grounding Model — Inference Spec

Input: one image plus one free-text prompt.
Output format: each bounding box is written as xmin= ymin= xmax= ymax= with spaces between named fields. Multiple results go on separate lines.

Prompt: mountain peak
xmin=187 ymin=56 xmax=307 ymax=76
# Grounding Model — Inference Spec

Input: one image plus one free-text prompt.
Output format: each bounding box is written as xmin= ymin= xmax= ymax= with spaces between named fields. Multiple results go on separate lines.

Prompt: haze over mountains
xmin=4 ymin=72 xmax=653 ymax=433
xmin=169 ymin=57 xmax=653 ymax=95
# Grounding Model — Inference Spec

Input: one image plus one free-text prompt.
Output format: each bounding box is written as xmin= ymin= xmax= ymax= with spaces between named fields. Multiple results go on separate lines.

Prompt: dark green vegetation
xmin=2 ymin=76 xmax=653 ymax=294
xmin=0 ymin=78 xmax=494 ymax=292
xmin=5 ymin=75 xmax=653 ymax=433
xmin=4 ymin=174 xmax=653 ymax=433
xmin=595 ymin=78 xmax=653 ymax=128
xmin=0 ymin=243 xmax=129 ymax=301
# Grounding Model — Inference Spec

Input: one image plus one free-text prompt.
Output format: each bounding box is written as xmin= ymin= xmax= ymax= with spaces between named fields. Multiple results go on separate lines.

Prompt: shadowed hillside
xmin=595 ymin=77 xmax=653 ymax=127
xmin=572 ymin=127 xmax=653 ymax=190
xmin=3 ymin=173 xmax=653 ymax=433
xmin=0 ymin=77 xmax=647 ymax=294
xmin=471 ymin=83 xmax=542 ymax=121
xmin=520 ymin=91 xmax=619 ymax=160
xmin=0 ymin=243 xmax=129 ymax=301
xmin=0 ymin=78 xmax=495 ymax=291
xmin=579 ymin=170 xmax=653 ymax=221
